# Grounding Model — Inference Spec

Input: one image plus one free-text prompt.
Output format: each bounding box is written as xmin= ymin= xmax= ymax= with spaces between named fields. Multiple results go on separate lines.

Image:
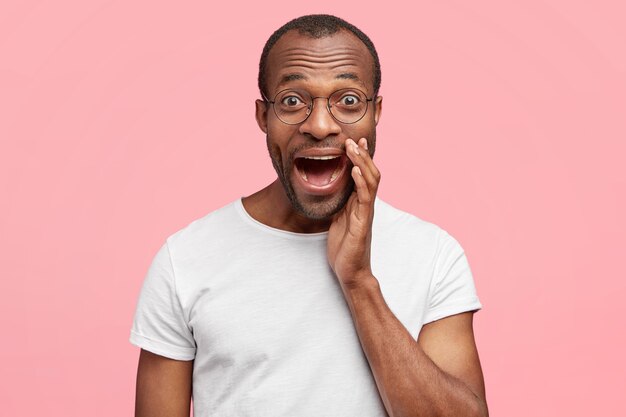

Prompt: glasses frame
xmin=263 ymin=88 xmax=374 ymax=125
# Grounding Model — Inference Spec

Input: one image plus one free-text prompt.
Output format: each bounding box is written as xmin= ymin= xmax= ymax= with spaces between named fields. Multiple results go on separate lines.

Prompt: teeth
xmin=302 ymin=155 xmax=340 ymax=160
xmin=296 ymin=155 xmax=343 ymax=184
xmin=329 ymin=161 xmax=343 ymax=182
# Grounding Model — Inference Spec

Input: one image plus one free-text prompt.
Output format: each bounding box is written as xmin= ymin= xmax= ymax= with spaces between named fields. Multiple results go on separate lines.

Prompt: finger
xmin=350 ymin=138 xmax=379 ymax=187
xmin=351 ymin=165 xmax=372 ymax=219
xmin=346 ymin=139 xmax=378 ymax=191
xmin=357 ymin=138 xmax=381 ymax=184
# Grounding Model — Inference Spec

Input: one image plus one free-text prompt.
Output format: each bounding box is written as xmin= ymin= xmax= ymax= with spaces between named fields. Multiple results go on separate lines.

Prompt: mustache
xmin=287 ymin=142 xmax=346 ymax=162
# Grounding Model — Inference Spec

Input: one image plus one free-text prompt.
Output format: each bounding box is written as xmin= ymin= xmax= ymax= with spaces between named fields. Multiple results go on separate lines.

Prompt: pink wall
xmin=1 ymin=1 xmax=624 ymax=415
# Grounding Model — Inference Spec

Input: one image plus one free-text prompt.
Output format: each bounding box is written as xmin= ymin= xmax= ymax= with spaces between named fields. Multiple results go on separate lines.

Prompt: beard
xmin=266 ymin=133 xmax=376 ymax=220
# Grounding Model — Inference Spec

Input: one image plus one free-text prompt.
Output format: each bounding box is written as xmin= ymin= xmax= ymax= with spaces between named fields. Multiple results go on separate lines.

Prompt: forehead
xmin=265 ymin=29 xmax=375 ymax=94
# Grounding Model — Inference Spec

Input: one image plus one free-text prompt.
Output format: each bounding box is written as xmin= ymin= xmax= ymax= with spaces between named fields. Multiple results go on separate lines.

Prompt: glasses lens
xmin=274 ymin=89 xmax=311 ymax=124
xmin=329 ymin=89 xmax=368 ymax=124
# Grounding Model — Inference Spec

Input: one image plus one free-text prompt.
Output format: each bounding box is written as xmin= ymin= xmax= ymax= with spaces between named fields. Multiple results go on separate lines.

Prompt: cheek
xmin=266 ymin=131 xmax=293 ymax=169
xmin=266 ymin=121 xmax=293 ymax=141
xmin=346 ymin=121 xmax=375 ymax=141
xmin=266 ymin=123 xmax=298 ymax=154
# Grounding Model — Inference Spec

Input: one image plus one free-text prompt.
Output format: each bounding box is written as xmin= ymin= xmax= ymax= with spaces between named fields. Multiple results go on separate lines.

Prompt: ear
xmin=255 ymin=99 xmax=268 ymax=133
xmin=374 ymin=95 xmax=383 ymax=126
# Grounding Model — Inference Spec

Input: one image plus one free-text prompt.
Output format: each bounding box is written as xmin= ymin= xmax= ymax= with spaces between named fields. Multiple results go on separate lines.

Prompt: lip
xmin=293 ymin=147 xmax=345 ymax=159
xmin=292 ymin=153 xmax=350 ymax=196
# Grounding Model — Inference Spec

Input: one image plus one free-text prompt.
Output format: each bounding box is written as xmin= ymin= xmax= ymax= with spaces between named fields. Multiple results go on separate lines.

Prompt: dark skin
xmin=135 ymin=29 xmax=488 ymax=417
xmin=246 ymin=31 xmax=382 ymax=232
xmin=135 ymin=350 xmax=192 ymax=417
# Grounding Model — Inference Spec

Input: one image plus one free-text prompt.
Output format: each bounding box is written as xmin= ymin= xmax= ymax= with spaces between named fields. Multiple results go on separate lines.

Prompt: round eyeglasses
xmin=264 ymin=88 xmax=374 ymax=125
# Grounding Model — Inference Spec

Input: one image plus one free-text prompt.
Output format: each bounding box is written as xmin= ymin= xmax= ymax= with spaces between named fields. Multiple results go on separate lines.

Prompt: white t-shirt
xmin=130 ymin=197 xmax=482 ymax=416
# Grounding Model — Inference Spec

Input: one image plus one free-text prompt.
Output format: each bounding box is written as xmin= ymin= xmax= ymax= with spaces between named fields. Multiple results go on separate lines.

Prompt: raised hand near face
xmin=327 ymin=137 xmax=381 ymax=289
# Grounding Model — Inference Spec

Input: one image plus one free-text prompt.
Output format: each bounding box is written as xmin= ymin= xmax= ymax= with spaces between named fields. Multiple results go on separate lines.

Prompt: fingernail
xmin=353 ymin=144 xmax=360 ymax=155
xmin=355 ymin=166 xmax=362 ymax=176
xmin=361 ymin=139 xmax=368 ymax=150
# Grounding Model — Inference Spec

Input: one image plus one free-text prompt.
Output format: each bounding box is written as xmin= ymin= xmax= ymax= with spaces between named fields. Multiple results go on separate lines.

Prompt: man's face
xmin=256 ymin=29 xmax=382 ymax=220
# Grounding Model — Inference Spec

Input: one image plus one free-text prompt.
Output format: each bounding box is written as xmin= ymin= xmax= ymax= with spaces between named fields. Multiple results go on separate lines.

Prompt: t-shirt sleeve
xmin=422 ymin=229 xmax=483 ymax=324
xmin=129 ymin=241 xmax=196 ymax=360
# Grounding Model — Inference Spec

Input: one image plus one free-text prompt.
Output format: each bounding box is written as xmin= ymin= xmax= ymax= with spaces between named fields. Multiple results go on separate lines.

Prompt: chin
xmin=291 ymin=184 xmax=354 ymax=220
xmin=267 ymin=139 xmax=354 ymax=221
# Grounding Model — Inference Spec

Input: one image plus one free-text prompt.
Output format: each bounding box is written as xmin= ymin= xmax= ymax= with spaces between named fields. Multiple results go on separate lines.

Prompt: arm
xmin=135 ymin=349 xmax=194 ymax=417
xmin=328 ymin=138 xmax=487 ymax=416
xmin=343 ymin=276 xmax=487 ymax=417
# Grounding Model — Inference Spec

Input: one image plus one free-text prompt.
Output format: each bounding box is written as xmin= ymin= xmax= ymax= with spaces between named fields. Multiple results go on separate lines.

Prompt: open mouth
xmin=294 ymin=155 xmax=348 ymax=187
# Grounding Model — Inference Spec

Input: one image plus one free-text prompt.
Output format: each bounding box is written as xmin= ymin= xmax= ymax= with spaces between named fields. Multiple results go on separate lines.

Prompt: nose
xmin=298 ymin=97 xmax=341 ymax=140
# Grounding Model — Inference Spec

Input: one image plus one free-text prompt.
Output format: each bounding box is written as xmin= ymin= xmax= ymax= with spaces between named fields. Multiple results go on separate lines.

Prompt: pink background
xmin=1 ymin=1 xmax=624 ymax=416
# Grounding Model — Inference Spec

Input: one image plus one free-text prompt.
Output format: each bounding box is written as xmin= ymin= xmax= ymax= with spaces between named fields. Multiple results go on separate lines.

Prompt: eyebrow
xmin=335 ymin=72 xmax=361 ymax=82
xmin=278 ymin=73 xmax=307 ymax=87
xmin=277 ymin=72 xmax=365 ymax=89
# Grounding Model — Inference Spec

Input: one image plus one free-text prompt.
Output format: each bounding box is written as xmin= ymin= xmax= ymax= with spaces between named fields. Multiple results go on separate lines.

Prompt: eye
xmin=339 ymin=94 xmax=361 ymax=106
xmin=281 ymin=95 xmax=304 ymax=107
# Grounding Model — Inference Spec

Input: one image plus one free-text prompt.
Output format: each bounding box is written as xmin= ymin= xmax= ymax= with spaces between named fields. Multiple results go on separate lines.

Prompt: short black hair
xmin=258 ymin=14 xmax=381 ymax=99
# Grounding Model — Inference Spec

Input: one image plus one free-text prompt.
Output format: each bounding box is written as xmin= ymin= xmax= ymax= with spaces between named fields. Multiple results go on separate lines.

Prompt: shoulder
xmin=164 ymin=199 xmax=245 ymax=258
xmin=373 ymin=197 xmax=445 ymax=244
xmin=372 ymin=197 xmax=468 ymax=266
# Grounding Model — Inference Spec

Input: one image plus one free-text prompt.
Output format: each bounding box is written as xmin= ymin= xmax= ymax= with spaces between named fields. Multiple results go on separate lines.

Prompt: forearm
xmin=341 ymin=274 xmax=487 ymax=417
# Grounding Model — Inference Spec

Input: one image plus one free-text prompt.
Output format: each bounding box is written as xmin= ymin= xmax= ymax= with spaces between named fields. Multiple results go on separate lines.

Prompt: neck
xmin=242 ymin=180 xmax=332 ymax=234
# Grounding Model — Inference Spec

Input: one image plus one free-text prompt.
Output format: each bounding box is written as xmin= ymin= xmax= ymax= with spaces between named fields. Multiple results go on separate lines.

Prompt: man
xmin=131 ymin=14 xmax=488 ymax=417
